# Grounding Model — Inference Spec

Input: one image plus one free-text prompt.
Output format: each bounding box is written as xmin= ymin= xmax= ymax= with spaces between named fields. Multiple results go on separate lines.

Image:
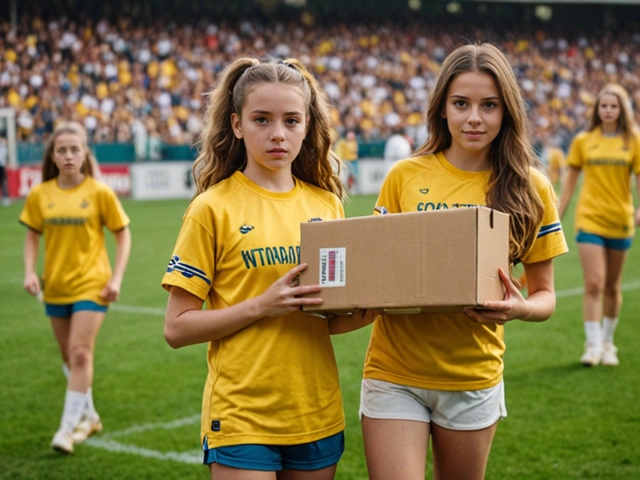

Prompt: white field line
xmin=83 ymin=414 xmax=202 ymax=464
xmin=98 ymin=414 xmax=201 ymax=439
xmin=83 ymin=438 xmax=202 ymax=464
xmin=555 ymin=280 xmax=640 ymax=298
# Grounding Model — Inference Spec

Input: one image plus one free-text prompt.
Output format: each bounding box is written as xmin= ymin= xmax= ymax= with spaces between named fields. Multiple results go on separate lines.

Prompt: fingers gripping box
xmin=299 ymin=207 xmax=509 ymax=315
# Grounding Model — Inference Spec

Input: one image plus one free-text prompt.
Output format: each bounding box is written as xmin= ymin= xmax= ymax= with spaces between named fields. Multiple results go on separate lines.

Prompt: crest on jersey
xmin=239 ymin=225 xmax=255 ymax=234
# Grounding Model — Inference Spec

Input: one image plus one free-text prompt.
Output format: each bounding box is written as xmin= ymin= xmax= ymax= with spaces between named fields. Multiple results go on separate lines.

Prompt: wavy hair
xmin=193 ymin=57 xmax=346 ymax=200
xmin=42 ymin=121 xmax=99 ymax=182
xmin=413 ymin=43 xmax=544 ymax=268
xmin=588 ymin=83 xmax=638 ymax=146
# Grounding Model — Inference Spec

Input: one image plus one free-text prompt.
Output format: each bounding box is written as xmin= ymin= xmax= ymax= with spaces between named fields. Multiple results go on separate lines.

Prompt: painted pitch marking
xmin=83 ymin=415 xmax=202 ymax=464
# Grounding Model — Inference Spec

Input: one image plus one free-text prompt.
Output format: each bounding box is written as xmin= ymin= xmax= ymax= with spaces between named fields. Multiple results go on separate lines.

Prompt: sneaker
xmin=580 ymin=342 xmax=602 ymax=366
xmin=51 ymin=428 xmax=74 ymax=454
xmin=72 ymin=415 xmax=103 ymax=443
xmin=601 ymin=342 xmax=619 ymax=366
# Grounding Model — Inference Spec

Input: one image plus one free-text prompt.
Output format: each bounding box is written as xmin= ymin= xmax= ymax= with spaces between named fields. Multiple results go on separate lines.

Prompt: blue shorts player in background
xmin=20 ymin=121 xmax=131 ymax=454
xmin=161 ymin=57 xmax=377 ymax=480
xmin=359 ymin=43 xmax=568 ymax=480
xmin=558 ymin=83 xmax=640 ymax=367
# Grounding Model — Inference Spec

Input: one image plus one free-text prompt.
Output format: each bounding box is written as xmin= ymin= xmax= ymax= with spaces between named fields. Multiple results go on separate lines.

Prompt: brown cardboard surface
xmin=299 ymin=207 xmax=509 ymax=315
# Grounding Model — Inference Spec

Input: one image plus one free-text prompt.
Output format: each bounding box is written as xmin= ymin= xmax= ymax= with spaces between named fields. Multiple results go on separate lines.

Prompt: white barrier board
xmin=130 ymin=162 xmax=196 ymax=200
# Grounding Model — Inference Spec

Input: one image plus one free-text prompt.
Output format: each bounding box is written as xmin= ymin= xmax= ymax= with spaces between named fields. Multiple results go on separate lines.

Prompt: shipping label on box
xmin=319 ymin=248 xmax=346 ymax=287
xmin=299 ymin=207 xmax=509 ymax=315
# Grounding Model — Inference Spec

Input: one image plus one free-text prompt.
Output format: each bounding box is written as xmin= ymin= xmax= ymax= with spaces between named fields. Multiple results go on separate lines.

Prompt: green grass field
xmin=1 ymin=193 xmax=640 ymax=479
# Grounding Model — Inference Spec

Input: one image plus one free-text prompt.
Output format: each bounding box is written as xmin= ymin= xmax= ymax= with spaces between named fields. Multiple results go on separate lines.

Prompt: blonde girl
xmin=21 ymin=122 xmax=131 ymax=453
xmin=558 ymin=83 xmax=640 ymax=367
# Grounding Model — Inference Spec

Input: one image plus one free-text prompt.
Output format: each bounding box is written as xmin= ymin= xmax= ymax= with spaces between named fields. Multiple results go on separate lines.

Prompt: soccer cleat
xmin=51 ymin=428 xmax=74 ymax=454
xmin=580 ymin=342 xmax=602 ymax=367
xmin=601 ymin=342 xmax=619 ymax=366
xmin=72 ymin=416 xmax=103 ymax=443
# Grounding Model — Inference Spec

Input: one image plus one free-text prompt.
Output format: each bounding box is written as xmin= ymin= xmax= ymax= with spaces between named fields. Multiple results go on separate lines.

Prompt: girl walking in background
xmin=20 ymin=122 xmax=131 ymax=453
xmin=360 ymin=43 xmax=568 ymax=480
xmin=558 ymin=83 xmax=640 ymax=367
xmin=161 ymin=57 xmax=376 ymax=480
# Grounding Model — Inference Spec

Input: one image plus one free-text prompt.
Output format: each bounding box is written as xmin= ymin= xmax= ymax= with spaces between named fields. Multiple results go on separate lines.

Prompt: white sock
xmin=60 ymin=390 xmax=87 ymax=433
xmin=62 ymin=363 xmax=70 ymax=379
xmin=84 ymin=388 xmax=99 ymax=420
xmin=584 ymin=321 xmax=602 ymax=349
xmin=602 ymin=317 xmax=619 ymax=344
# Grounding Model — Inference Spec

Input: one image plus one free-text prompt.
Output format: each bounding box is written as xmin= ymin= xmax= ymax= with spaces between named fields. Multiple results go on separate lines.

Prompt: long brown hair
xmin=588 ymin=83 xmax=638 ymax=146
xmin=413 ymin=43 xmax=544 ymax=266
xmin=193 ymin=57 xmax=346 ymax=200
xmin=42 ymin=122 xmax=99 ymax=182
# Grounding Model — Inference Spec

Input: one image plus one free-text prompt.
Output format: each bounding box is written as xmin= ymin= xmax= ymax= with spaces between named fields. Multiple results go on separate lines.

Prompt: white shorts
xmin=360 ymin=378 xmax=507 ymax=431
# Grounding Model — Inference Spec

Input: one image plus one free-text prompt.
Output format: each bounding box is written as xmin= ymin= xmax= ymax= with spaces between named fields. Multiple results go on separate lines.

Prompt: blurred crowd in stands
xmin=2 ymin=12 xmax=640 ymax=156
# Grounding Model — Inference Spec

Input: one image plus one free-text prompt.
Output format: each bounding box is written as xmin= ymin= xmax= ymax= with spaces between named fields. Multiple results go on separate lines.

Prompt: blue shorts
xmin=45 ymin=301 xmax=108 ymax=318
xmin=203 ymin=431 xmax=344 ymax=471
xmin=576 ymin=230 xmax=632 ymax=251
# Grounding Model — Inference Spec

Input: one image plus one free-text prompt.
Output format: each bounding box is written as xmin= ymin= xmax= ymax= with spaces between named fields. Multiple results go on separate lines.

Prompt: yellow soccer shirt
xmin=335 ymin=138 xmax=358 ymax=162
xmin=363 ymin=152 xmax=568 ymax=391
xmin=161 ymin=171 xmax=346 ymax=448
xmin=19 ymin=176 xmax=130 ymax=305
xmin=566 ymin=128 xmax=640 ymax=238
xmin=547 ymin=146 xmax=565 ymax=185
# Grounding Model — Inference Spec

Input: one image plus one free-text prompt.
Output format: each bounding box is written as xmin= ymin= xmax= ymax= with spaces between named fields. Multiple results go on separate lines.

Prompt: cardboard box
xmin=299 ymin=206 xmax=509 ymax=315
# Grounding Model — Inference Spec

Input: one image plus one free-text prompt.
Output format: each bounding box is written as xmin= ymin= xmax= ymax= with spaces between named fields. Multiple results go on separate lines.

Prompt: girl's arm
xmin=100 ymin=226 xmax=132 ymax=302
xmin=23 ymin=229 xmax=41 ymax=297
xmin=557 ymin=166 xmax=581 ymax=219
xmin=464 ymin=260 xmax=556 ymax=324
xmin=164 ymin=263 xmax=324 ymax=348
xmin=328 ymin=309 xmax=380 ymax=335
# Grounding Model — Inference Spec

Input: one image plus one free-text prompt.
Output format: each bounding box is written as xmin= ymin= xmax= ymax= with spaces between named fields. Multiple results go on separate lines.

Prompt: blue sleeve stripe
xmin=537 ymin=222 xmax=563 ymax=238
xmin=176 ymin=262 xmax=209 ymax=277
xmin=166 ymin=255 xmax=212 ymax=285
xmin=173 ymin=265 xmax=212 ymax=285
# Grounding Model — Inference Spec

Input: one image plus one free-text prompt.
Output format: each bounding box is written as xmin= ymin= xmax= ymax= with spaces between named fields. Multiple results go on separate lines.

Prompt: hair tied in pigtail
xmin=229 ymin=62 xmax=256 ymax=97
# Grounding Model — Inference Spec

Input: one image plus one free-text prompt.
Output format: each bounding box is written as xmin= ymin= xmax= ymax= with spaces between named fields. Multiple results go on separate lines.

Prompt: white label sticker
xmin=318 ymin=248 xmax=346 ymax=287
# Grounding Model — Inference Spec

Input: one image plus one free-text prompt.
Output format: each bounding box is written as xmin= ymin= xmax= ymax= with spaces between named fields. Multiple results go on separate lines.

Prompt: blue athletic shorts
xmin=203 ymin=431 xmax=344 ymax=471
xmin=45 ymin=300 xmax=108 ymax=317
xmin=576 ymin=230 xmax=632 ymax=251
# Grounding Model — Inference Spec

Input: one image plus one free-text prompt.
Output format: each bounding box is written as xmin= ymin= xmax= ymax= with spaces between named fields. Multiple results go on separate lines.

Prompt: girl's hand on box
xmin=258 ymin=263 xmax=324 ymax=317
xmin=463 ymin=268 xmax=531 ymax=325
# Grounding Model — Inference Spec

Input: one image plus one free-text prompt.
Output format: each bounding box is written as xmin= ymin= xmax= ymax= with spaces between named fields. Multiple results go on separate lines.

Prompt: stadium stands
xmin=1 ymin=1 xmax=640 ymax=160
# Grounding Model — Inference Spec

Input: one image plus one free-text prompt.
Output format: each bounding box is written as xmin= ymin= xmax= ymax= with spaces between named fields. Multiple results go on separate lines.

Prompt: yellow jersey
xmin=546 ymin=146 xmax=565 ymax=185
xmin=162 ymin=171 xmax=346 ymax=448
xmin=19 ymin=176 xmax=130 ymax=305
xmin=566 ymin=128 xmax=640 ymax=238
xmin=363 ymin=152 xmax=568 ymax=391
xmin=334 ymin=138 xmax=359 ymax=162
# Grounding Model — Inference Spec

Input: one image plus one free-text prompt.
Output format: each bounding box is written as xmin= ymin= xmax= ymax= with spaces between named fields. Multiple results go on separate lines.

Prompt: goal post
xmin=0 ymin=108 xmax=18 ymax=168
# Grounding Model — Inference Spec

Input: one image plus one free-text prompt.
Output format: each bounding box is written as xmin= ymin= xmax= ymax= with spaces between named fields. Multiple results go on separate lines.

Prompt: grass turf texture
xmin=1 ymin=193 xmax=639 ymax=479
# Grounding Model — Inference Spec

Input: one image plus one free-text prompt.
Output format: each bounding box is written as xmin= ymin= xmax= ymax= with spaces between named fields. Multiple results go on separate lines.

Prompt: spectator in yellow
xmin=334 ymin=130 xmax=359 ymax=194
xmin=538 ymin=133 xmax=566 ymax=187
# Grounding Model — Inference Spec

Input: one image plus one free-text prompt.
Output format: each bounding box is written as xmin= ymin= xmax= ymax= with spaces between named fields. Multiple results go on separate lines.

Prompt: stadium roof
xmin=5 ymin=0 xmax=640 ymax=28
